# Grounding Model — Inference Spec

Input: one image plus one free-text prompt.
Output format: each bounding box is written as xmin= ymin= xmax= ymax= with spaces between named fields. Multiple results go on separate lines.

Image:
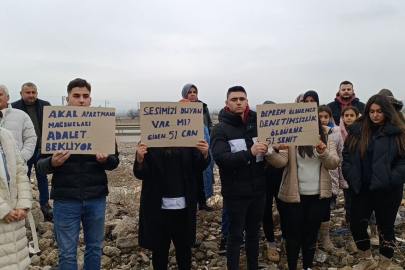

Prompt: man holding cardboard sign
xmin=211 ymin=86 xmax=268 ymax=270
xmin=37 ymin=78 xmax=119 ymax=270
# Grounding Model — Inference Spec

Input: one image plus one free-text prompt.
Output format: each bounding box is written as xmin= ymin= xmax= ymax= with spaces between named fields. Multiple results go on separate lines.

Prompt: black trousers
xmin=152 ymin=208 xmax=191 ymax=270
xmin=344 ymin=188 xmax=376 ymax=225
xmin=285 ymin=195 xmax=330 ymax=270
xmin=322 ymin=198 xmax=332 ymax=222
xmin=196 ymin=172 xmax=206 ymax=205
xmin=343 ymin=188 xmax=352 ymax=223
xmin=224 ymin=193 xmax=266 ymax=270
xmin=262 ymin=176 xmax=287 ymax=241
xmin=350 ymin=185 xmax=403 ymax=259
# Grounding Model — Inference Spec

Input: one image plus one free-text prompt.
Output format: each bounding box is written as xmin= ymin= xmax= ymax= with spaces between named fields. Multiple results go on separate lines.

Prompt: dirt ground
xmin=106 ymin=140 xmax=405 ymax=270
xmin=28 ymin=139 xmax=405 ymax=270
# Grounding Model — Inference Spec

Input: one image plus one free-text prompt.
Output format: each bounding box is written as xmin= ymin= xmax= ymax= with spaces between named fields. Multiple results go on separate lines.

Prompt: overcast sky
xmin=1 ymin=0 xmax=404 ymax=113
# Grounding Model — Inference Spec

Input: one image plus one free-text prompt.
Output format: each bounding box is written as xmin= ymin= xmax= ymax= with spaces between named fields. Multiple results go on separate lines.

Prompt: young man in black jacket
xmin=37 ymin=78 xmax=119 ymax=269
xmin=211 ymin=86 xmax=268 ymax=270
xmin=327 ymin=80 xmax=365 ymax=125
xmin=11 ymin=82 xmax=53 ymax=221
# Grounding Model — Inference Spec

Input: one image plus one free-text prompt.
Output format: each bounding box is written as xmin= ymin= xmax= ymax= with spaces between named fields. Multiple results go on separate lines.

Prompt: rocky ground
xmin=26 ymin=140 xmax=405 ymax=270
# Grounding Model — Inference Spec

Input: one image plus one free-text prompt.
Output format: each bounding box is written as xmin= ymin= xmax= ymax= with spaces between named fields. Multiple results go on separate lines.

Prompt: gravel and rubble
xmin=26 ymin=140 xmax=405 ymax=269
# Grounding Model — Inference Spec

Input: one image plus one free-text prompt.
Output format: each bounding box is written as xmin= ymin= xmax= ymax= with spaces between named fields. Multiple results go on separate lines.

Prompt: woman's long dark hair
xmin=348 ymin=94 xmax=405 ymax=157
xmin=298 ymin=119 xmax=328 ymax=158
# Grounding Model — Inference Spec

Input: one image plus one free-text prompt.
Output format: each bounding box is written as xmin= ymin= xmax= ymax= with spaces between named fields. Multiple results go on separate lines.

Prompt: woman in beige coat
xmin=265 ymin=91 xmax=339 ymax=270
xmin=0 ymin=127 xmax=32 ymax=270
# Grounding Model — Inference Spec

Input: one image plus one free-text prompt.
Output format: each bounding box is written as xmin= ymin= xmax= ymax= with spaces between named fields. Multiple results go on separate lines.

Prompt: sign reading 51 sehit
xmin=140 ymin=102 xmax=204 ymax=147
xmin=257 ymin=102 xmax=319 ymax=146
xmin=41 ymin=106 xmax=116 ymax=154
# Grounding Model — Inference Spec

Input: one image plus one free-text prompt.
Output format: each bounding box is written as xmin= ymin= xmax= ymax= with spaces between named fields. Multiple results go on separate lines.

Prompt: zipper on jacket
xmin=80 ymin=155 xmax=83 ymax=200
xmin=319 ymin=165 xmax=322 ymax=200
xmin=244 ymin=123 xmax=256 ymax=196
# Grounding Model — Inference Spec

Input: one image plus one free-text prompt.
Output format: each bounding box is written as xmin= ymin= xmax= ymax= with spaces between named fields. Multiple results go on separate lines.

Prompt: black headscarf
xmin=303 ymin=90 xmax=319 ymax=105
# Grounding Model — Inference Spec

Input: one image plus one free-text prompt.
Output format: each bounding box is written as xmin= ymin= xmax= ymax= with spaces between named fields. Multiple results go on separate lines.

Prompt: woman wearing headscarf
xmin=181 ymin=84 xmax=215 ymax=249
xmin=181 ymin=84 xmax=213 ymax=132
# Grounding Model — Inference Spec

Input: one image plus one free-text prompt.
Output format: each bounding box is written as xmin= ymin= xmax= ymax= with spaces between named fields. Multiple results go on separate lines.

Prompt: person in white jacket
xmin=0 ymin=127 xmax=33 ymax=270
xmin=0 ymin=84 xmax=36 ymax=163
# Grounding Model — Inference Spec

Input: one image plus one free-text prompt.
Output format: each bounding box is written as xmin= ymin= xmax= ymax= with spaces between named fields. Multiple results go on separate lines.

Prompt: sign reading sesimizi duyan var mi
xmin=257 ymin=102 xmax=319 ymax=146
xmin=140 ymin=102 xmax=204 ymax=147
xmin=41 ymin=106 xmax=116 ymax=154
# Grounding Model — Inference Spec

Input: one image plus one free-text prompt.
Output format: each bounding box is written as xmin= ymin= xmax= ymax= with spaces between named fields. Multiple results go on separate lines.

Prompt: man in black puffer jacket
xmin=37 ymin=78 xmax=119 ymax=270
xmin=211 ymin=86 xmax=268 ymax=270
xmin=328 ymin=80 xmax=365 ymax=125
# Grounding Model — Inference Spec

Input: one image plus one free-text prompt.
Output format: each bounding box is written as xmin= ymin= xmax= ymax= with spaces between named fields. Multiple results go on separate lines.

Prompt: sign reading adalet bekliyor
xmin=41 ymin=106 xmax=116 ymax=154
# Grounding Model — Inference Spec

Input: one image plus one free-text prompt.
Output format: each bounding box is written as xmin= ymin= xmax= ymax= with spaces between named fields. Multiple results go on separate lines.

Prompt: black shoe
xmin=192 ymin=240 xmax=201 ymax=248
xmin=199 ymin=204 xmax=213 ymax=212
xmin=218 ymin=237 xmax=227 ymax=254
xmin=41 ymin=203 xmax=53 ymax=222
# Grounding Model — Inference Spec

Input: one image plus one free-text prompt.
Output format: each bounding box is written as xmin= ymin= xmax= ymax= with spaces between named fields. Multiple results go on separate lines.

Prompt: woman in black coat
xmin=343 ymin=94 xmax=405 ymax=270
xmin=133 ymin=140 xmax=210 ymax=270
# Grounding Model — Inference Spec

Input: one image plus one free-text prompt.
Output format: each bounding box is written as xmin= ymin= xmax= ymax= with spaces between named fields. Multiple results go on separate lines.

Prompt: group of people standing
xmin=0 ymin=78 xmax=404 ymax=270
xmin=135 ymin=80 xmax=405 ymax=270
xmin=0 ymin=79 xmax=119 ymax=270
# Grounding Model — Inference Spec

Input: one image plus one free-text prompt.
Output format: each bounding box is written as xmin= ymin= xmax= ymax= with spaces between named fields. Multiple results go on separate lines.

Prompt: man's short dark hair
xmin=21 ymin=82 xmax=37 ymax=92
xmin=227 ymin=86 xmax=247 ymax=99
xmin=339 ymin=80 xmax=353 ymax=88
xmin=67 ymin=78 xmax=91 ymax=94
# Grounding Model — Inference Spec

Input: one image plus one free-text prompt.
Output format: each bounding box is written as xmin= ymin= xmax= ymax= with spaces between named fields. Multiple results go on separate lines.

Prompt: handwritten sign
xmin=140 ymin=102 xmax=204 ymax=147
xmin=257 ymin=102 xmax=319 ymax=146
xmin=41 ymin=106 xmax=116 ymax=154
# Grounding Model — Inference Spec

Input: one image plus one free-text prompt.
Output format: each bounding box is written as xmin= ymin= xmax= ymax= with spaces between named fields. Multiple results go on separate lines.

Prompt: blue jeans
xmin=27 ymin=148 xmax=49 ymax=206
xmin=54 ymin=197 xmax=106 ymax=270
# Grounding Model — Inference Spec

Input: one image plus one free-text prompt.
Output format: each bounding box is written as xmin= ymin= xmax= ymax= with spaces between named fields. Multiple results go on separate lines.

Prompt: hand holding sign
xmin=51 ymin=150 xmax=71 ymax=167
xmin=279 ymin=144 xmax=290 ymax=150
xmin=96 ymin=152 xmax=109 ymax=164
xmin=136 ymin=143 xmax=148 ymax=163
xmin=251 ymin=141 xmax=268 ymax=156
xmin=196 ymin=140 xmax=209 ymax=158
xmin=273 ymin=144 xmax=289 ymax=151
xmin=314 ymin=135 xmax=326 ymax=154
